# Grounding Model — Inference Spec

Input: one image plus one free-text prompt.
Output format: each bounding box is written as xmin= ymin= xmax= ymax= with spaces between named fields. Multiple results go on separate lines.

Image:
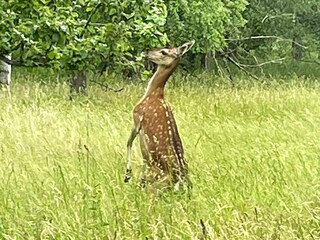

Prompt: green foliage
xmin=4 ymin=0 xmax=319 ymax=76
xmin=241 ymin=0 xmax=320 ymax=61
xmin=0 ymin=0 xmax=168 ymax=72
xmin=1 ymin=75 xmax=320 ymax=238
xmin=165 ymin=0 xmax=248 ymax=52
xmin=0 ymin=0 xmax=251 ymax=73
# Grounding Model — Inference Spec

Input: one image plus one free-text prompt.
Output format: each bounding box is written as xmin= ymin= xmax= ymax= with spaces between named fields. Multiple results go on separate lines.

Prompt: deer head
xmin=143 ymin=40 xmax=195 ymax=66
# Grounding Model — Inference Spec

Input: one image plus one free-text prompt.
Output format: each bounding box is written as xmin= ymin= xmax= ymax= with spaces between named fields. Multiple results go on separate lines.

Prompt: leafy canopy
xmin=0 ymin=0 xmax=248 ymax=72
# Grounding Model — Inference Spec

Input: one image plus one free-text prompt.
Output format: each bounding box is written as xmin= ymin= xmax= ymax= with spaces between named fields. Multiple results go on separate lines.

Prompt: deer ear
xmin=177 ymin=40 xmax=195 ymax=56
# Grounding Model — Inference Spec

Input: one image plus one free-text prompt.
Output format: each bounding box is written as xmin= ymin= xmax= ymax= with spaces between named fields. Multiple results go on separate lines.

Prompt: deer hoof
xmin=124 ymin=169 xmax=132 ymax=183
xmin=124 ymin=175 xmax=131 ymax=183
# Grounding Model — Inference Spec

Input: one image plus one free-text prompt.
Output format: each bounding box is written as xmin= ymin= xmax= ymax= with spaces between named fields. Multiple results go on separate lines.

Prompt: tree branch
xmin=262 ymin=13 xmax=294 ymax=23
xmin=298 ymin=59 xmax=320 ymax=66
xmin=223 ymin=58 xmax=237 ymax=87
xmin=91 ymin=79 xmax=124 ymax=92
xmin=0 ymin=55 xmax=23 ymax=65
xmin=226 ymin=36 xmax=308 ymax=49
xmin=0 ymin=54 xmax=50 ymax=67
xmin=235 ymin=57 xmax=286 ymax=68
xmin=80 ymin=2 xmax=103 ymax=38
xmin=226 ymin=56 xmax=259 ymax=80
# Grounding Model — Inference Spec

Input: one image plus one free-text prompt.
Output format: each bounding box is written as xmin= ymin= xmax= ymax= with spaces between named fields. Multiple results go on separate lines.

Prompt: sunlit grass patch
xmin=0 ymin=74 xmax=320 ymax=239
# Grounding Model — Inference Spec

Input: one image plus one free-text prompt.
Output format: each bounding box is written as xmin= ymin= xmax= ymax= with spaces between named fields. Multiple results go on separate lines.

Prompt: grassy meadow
xmin=0 ymin=72 xmax=320 ymax=239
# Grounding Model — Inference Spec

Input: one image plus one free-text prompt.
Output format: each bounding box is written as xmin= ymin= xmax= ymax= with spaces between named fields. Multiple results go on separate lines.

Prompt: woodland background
xmin=1 ymin=0 xmax=319 ymax=90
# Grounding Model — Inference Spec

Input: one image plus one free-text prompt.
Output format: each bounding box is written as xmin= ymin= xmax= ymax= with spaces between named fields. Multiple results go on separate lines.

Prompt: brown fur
xmin=125 ymin=41 xmax=194 ymax=189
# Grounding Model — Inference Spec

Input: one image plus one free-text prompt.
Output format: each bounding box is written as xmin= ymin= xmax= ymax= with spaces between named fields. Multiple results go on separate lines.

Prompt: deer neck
xmin=143 ymin=59 xmax=180 ymax=99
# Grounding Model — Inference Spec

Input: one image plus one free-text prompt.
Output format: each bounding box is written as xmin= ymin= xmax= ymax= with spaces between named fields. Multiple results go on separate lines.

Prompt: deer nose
xmin=142 ymin=50 xmax=148 ymax=57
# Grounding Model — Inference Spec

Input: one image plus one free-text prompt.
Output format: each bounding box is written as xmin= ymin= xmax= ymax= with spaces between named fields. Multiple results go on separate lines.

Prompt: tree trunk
xmin=292 ymin=13 xmax=303 ymax=61
xmin=292 ymin=36 xmax=303 ymax=61
xmin=0 ymin=54 xmax=12 ymax=96
xmin=204 ymin=52 xmax=214 ymax=70
xmin=69 ymin=70 xmax=87 ymax=98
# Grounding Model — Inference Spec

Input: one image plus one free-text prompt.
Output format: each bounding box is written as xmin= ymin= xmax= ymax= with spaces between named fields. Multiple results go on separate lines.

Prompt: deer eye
xmin=161 ymin=49 xmax=168 ymax=55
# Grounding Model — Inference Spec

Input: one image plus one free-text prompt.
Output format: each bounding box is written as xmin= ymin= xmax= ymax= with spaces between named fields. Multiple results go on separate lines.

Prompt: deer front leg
xmin=124 ymin=116 xmax=143 ymax=182
xmin=124 ymin=127 xmax=139 ymax=182
xmin=138 ymin=134 xmax=150 ymax=186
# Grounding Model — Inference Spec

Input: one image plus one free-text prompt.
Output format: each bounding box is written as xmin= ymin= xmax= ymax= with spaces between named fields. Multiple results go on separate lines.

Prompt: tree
xmin=0 ymin=0 xmax=168 ymax=93
xmin=164 ymin=0 xmax=248 ymax=69
xmin=1 ymin=0 xmax=263 ymax=87
xmin=238 ymin=0 xmax=320 ymax=63
xmin=0 ymin=54 xmax=11 ymax=96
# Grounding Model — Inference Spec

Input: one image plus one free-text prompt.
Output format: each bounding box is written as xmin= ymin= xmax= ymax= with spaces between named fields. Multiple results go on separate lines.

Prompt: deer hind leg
xmin=139 ymin=157 xmax=147 ymax=187
xmin=170 ymin=162 xmax=192 ymax=192
xmin=138 ymin=133 xmax=151 ymax=186
xmin=124 ymin=116 xmax=143 ymax=183
xmin=124 ymin=126 xmax=139 ymax=182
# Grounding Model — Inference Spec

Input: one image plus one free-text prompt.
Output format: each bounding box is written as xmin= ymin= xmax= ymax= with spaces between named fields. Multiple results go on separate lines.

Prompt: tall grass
xmin=0 ymin=73 xmax=320 ymax=239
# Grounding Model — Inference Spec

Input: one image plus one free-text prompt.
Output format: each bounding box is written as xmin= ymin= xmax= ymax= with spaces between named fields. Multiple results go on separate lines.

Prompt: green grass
xmin=0 ymin=74 xmax=320 ymax=239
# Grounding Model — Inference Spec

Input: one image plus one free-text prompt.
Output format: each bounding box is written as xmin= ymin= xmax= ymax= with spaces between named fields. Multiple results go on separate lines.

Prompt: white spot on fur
xmin=153 ymin=135 xmax=158 ymax=143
